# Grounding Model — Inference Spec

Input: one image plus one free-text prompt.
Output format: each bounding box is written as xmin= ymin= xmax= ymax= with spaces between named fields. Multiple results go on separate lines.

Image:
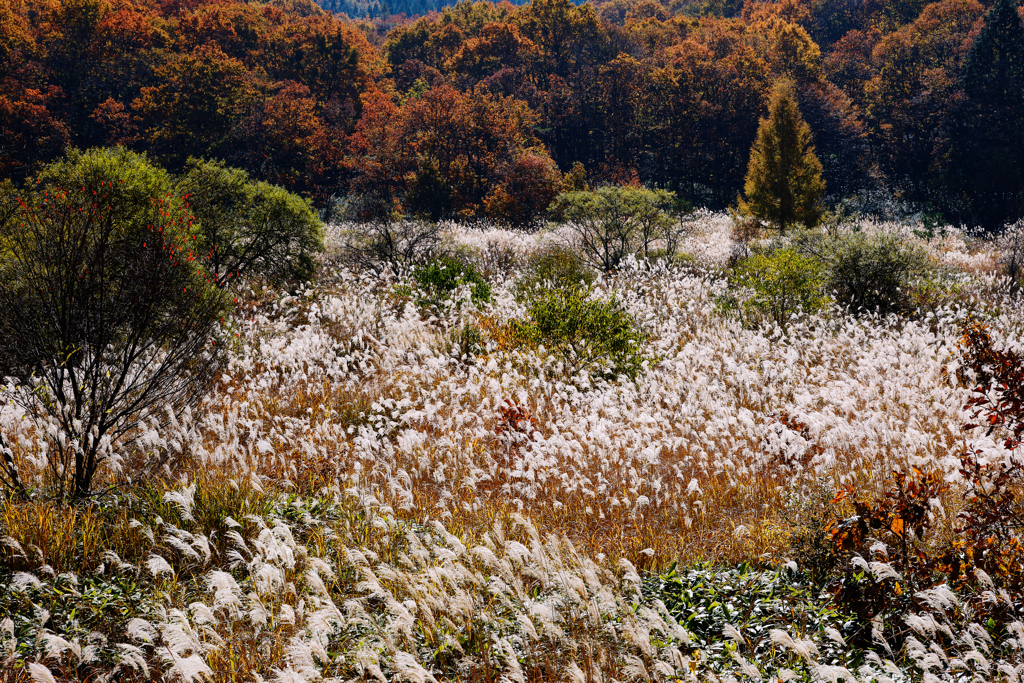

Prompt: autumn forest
xmin=2 ymin=0 xmax=1023 ymax=229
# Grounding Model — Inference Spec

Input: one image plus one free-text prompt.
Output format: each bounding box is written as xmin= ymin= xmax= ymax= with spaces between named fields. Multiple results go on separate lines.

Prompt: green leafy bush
xmin=0 ymin=147 xmax=231 ymax=499
xmin=824 ymin=231 xmax=931 ymax=317
xmin=413 ymin=256 xmax=492 ymax=310
xmin=176 ymin=158 xmax=324 ymax=286
xmin=645 ymin=564 xmax=854 ymax=673
xmin=517 ymin=243 xmax=595 ymax=296
xmin=549 ymin=185 xmax=680 ymax=270
xmin=728 ymin=245 xmax=829 ymax=329
xmin=512 ymin=285 xmax=647 ymax=381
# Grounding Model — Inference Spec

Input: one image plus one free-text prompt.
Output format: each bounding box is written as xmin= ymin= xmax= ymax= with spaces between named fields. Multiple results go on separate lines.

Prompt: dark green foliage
xmin=513 ymin=285 xmax=647 ymax=381
xmin=405 ymin=162 xmax=452 ymax=222
xmin=176 ymin=159 xmax=325 ymax=286
xmin=0 ymin=572 xmax=156 ymax=670
xmin=646 ymin=564 xmax=856 ymax=673
xmin=824 ymin=231 xmax=931 ymax=317
xmin=941 ymin=0 xmax=1024 ymax=229
xmin=413 ymin=256 xmax=492 ymax=309
xmin=0 ymin=147 xmax=231 ymax=499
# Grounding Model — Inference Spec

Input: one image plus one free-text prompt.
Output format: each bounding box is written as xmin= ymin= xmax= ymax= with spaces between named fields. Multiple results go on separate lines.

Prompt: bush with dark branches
xmin=0 ymin=148 xmax=231 ymax=500
xmin=342 ymin=218 xmax=442 ymax=273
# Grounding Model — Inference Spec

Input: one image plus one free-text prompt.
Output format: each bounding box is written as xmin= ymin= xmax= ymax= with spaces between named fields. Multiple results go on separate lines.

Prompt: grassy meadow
xmin=2 ymin=215 xmax=1024 ymax=682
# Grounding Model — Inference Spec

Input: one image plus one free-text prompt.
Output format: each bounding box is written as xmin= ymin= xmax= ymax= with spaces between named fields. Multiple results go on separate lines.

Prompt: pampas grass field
xmin=2 ymin=215 xmax=1024 ymax=682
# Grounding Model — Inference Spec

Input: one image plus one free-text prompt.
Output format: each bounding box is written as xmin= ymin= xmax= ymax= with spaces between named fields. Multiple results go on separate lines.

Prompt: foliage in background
xmin=939 ymin=0 xmax=1024 ymax=230
xmin=348 ymin=85 xmax=561 ymax=223
xmin=1 ymin=0 xmax=1023 ymax=227
xmin=551 ymin=185 xmax=681 ymax=271
xmin=483 ymin=152 xmax=566 ymax=229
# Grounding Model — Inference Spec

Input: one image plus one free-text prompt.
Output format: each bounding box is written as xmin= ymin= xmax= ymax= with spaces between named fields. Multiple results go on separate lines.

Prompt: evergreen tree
xmin=962 ymin=0 xmax=1024 ymax=108
xmin=739 ymin=79 xmax=825 ymax=232
xmin=942 ymin=0 xmax=1024 ymax=229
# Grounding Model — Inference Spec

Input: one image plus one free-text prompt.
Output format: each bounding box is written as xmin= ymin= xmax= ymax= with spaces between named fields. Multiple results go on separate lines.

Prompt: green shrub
xmin=824 ymin=231 xmax=931 ymax=317
xmin=645 ymin=564 xmax=851 ymax=670
xmin=729 ymin=245 xmax=829 ymax=329
xmin=176 ymin=158 xmax=324 ymax=286
xmin=549 ymin=185 xmax=680 ymax=270
xmin=413 ymin=256 xmax=492 ymax=309
xmin=517 ymin=243 xmax=595 ymax=296
xmin=512 ymin=285 xmax=647 ymax=381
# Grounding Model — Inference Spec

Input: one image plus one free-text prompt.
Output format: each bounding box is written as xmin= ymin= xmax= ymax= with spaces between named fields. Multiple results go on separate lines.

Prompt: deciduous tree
xmin=0 ymin=148 xmax=231 ymax=499
xmin=176 ymin=158 xmax=325 ymax=285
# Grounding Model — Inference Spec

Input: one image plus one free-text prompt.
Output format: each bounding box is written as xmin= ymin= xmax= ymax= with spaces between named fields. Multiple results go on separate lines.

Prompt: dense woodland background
xmin=2 ymin=0 xmax=1023 ymax=228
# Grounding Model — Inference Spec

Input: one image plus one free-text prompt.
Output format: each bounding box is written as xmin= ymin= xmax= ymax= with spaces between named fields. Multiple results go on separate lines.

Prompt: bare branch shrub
xmin=340 ymin=218 xmax=442 ymax=272
xmin=550 ymin=186 xmax=681 ymax=271
xmin=1000 ymin=220 xmax=1024 ymax=284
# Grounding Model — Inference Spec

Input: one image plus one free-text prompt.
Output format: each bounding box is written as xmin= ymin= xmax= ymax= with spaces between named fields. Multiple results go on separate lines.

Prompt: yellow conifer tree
xmin=739 ymin=79 xmax=825 ymax=232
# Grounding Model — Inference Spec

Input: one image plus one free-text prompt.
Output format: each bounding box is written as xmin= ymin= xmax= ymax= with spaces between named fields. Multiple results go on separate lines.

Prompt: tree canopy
xmin=0 ymin=0 xmax=1022 ymax=228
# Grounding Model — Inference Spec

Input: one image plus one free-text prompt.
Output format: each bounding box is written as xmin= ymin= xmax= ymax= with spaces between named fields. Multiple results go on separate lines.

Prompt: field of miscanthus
xmin=2 ymin=214 xmax=1024 ymax=683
